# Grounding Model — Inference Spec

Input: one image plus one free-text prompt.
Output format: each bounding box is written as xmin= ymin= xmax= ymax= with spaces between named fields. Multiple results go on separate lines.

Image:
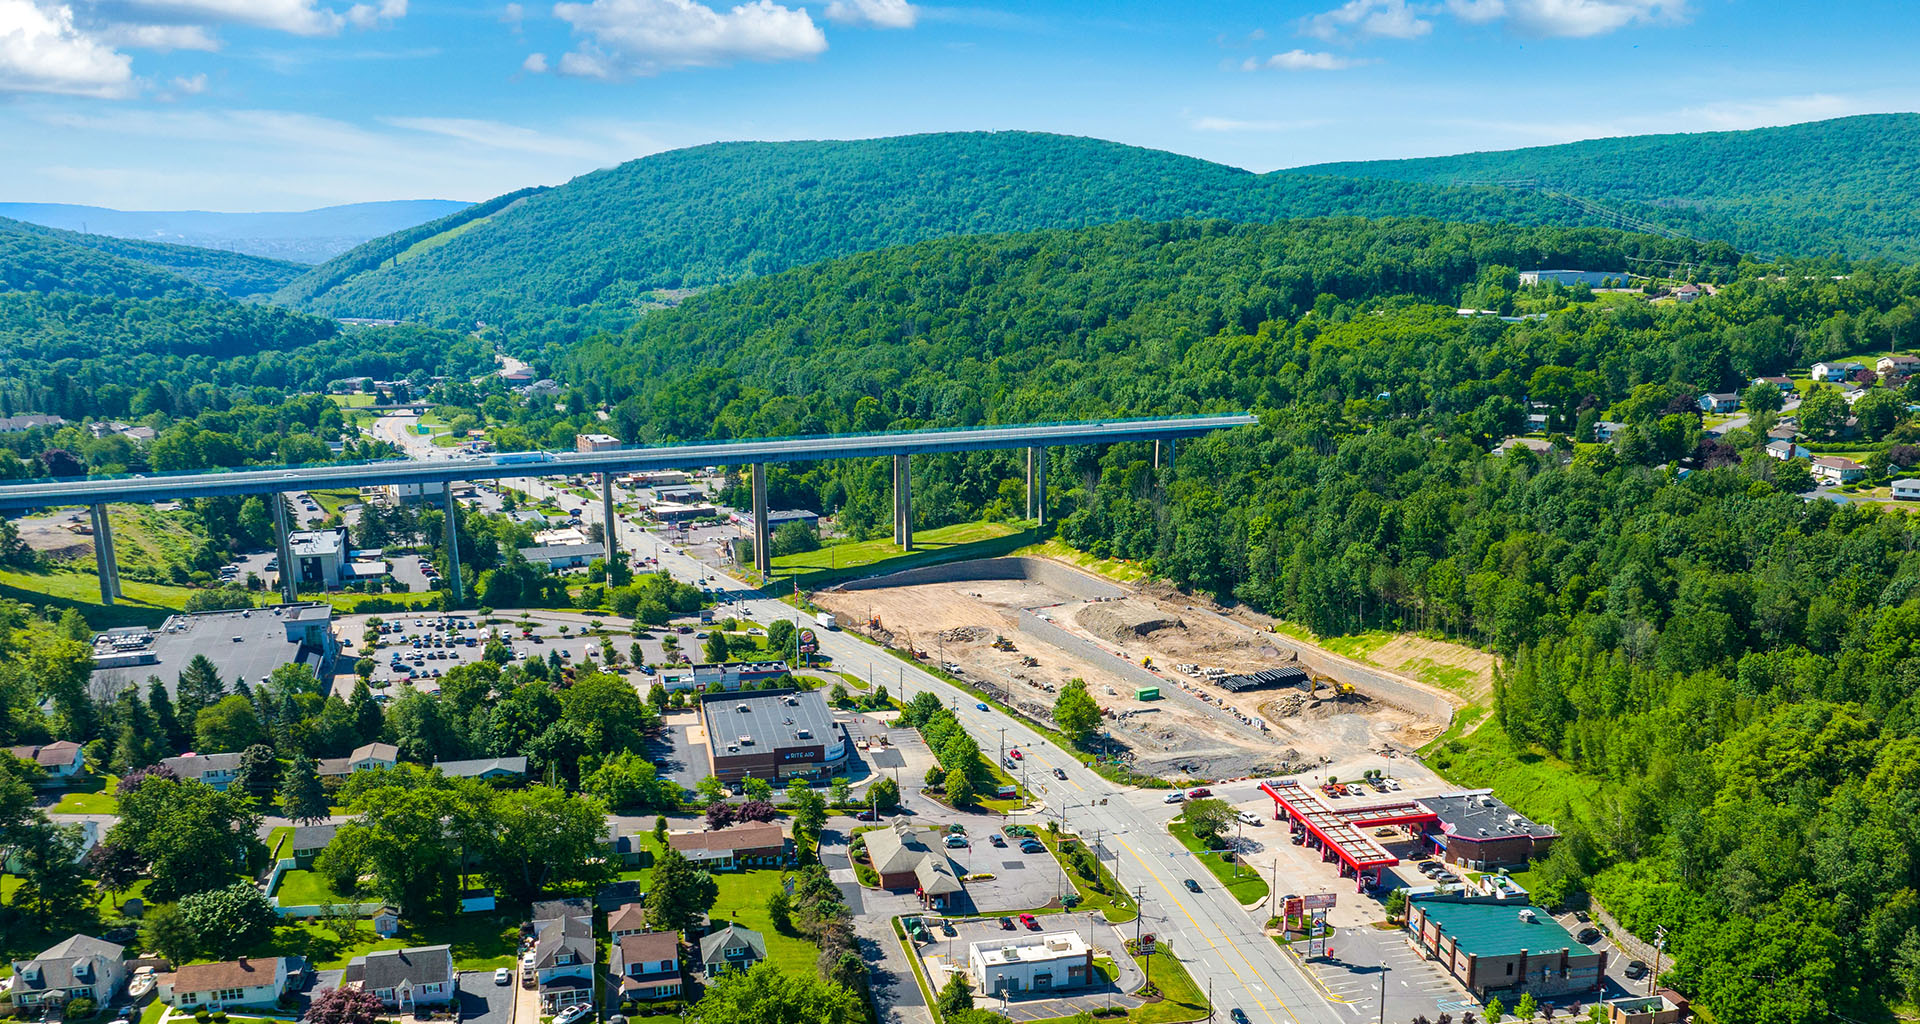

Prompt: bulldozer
xmin=1021 ymin=656 xmax=1039 ymax=667
xmin=1140 ymin=655 xmax=1155 ymax=669
xmin=991 ymin=636 xmax=1017 ymax=652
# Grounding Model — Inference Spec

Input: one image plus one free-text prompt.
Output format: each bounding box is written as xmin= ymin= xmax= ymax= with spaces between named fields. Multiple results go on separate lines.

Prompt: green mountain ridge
xmin=276 ymin=131 xmax=1598 ymax=339
xmin=1290 ymin=112 xmax=1920 ymax=260
xmin=0 ymin=216 xmax=307 ymax=299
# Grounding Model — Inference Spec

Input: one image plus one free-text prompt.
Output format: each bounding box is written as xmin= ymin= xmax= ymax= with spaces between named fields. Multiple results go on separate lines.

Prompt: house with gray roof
xmin=531 ymin=899 xmax=595 ymax=1011
xmin=432 ymin=756 xmax=527 ymax=781
xmin=341 ymin=945 xmax=454 ymax=1011
xmin=9 ymin=934 xmax=126 ymax=1009
xmin=161 ymin=751 xmax=245 ymax=790
xmin=698 ymin=922 xmax=765 ymax=978
xmin=862 ymin=821 xmax=963 ymax=910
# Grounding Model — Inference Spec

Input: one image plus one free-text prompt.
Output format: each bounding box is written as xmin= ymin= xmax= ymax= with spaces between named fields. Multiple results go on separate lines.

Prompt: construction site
xmin=815 ymin=557 xmax=1466 ymax=782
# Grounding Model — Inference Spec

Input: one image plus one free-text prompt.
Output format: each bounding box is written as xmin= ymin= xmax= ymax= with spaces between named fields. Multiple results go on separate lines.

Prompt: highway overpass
xmin=0 ymin=413 xmax=1257 ymax=606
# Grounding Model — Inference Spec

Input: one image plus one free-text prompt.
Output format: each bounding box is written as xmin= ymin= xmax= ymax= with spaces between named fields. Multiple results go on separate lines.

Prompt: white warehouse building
xmin=968 ymin=933 xmax=1094 ymax=996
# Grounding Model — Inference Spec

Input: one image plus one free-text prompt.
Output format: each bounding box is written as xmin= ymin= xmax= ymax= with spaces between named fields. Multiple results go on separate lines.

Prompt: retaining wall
xmin=831 ymin=556 xmax=1124 ymax=602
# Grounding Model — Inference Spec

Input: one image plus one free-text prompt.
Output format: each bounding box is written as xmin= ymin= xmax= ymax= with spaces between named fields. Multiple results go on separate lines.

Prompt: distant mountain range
xmin=0 ymin=199 xmax=471 ymax=264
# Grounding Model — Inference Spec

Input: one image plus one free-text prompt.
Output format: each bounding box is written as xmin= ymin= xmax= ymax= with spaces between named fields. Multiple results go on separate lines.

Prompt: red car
xmin=1008 ymin=749 xmax=1022 ymax=760
xmin=1187 ymin=787 xmax=1212 ymax=799
xmin=1019 ymin=913 xmax=1039 ymax=929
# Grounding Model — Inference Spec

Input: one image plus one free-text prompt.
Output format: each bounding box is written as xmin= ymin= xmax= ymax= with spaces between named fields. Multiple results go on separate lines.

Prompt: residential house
xmin=1673 ymin=284 xmax=1701 ymax=303
xmin=1813 ymin=456 xmax=1866 ymax=485
xmin=608 ymin=903 xmax=649 ymax=940
xmin=4 ymin=820 xmax=98 ymax=875
xmin=531 ymin=900 xmax=596 ymax=1012
xmin=1752 ymin=375 xmax=1796 ymax=392
xmin=1879 ymin=355 xmax=1920 ymax=376
xmin=9 ymin=935 xmax=126 ymax=1009
xmin=698 ymin=922 xmax=765 ymax=978
xmin=432 ymin=756 xmax=528 ymax=781
xmin=342 ymin=946 xmax=455 ymax=1011
xmin=288 ymin=824 xmax=338 ymax=868
xmin=667 ymin=822 xmax=794 ymax=871
xmin=162 ymin=957 xmax=290 ymax=1011
xmin=1894 ymin=478 xmax=1920 ymax=501
xmin=161 ymin=752 xmax=244 ymax=790
xmin=611 ymin=932 xmax=683 ymax=1003
xmin=1765 ymin=439 xmax=1816 ymax=461
xmin=1812 ymin=360 xmax=1867 ymax=382
xmin=317 ymin=742 xmax=399 ymax=779
xmin=8 ymin=741 xmax=86 ymax=781
xmin=862 ymin=821 xmax=964 ymax=909
xmin=1697 ymin=393 xmax=1740 ymax=414
xmin=1593 ymin=421 xmax=1624 ymax=441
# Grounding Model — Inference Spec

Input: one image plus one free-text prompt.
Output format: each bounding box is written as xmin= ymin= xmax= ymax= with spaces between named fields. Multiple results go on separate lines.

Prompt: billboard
xmin=798 ymin=627 xmax=819 ymax=654
xmin=1283 ymin=897 xmax=1304 ymax=918
xmin=1302 ymin=893 xmax=1337 ymax=911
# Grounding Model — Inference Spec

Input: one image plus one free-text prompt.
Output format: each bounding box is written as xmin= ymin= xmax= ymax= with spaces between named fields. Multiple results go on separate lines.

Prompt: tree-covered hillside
xmin=278 ymin=132 xmax=1591 ymax=339
xmin=1292 ymin=112 xmax=1920 ymax=261
xmin=517 ymin=215 xmax=1920 ymax=1022
xmin=0 ymin=217 xmax=305 ymax=298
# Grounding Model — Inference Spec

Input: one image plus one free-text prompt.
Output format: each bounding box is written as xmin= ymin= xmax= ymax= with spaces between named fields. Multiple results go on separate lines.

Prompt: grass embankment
xmin=1167 ymin=822 xmax=1269 ymax=906
xmin=766 ymin=522 xmax=1033 ymax=587
xmin=1009 ymin=538 xmax=1153 ymax=584
xmin=1265 ymin=620 xmax=1496 ymax=705
xmin=1033 ymin=829 xmax=1137 ymax=923
xmin=328 ymin=394 xmax=378 ymax=408
xmin=1421 ymin=717 xmax=1611 ymax=831
xmin=1131 ymin=949 xmax=1211 ymax=1024
xmin=0 ymin=567 xmax=197 ymax=627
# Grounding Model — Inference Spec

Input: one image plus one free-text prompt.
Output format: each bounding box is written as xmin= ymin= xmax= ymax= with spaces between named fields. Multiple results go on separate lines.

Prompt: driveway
xmin=456 ymin=970 xmax=517 ymax=1024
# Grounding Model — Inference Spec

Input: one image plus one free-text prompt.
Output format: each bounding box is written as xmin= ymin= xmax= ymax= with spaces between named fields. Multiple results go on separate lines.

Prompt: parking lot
xmin=335 ymin=611 xmax=610 ymax=698
xmin=943 ymin=826 xmax=1073 ymax=914
xmin=455 ymin=969 xmax=517 ymax=1024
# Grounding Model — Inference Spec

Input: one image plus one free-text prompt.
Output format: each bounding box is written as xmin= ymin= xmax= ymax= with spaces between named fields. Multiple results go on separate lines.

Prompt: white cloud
xmin=521 ymin=50 xmax=547 ymax=71
xmin=96 ymin=20 xmax=217 ymax=49
xmin=111 ymin=0 xmax=346 ymax=36
xmin=551 ymin=0 xmax=826 ymax=78
xmin=1246 ymin=48 xmax=1371 ymax=71
xmin=346 ymin=0 xmax=404 ymax=29
xmin=1442 ymin=0 xmax=1683 ymax=36
xmin=823 ymin=0 xmax=913 ymax=29
xmin=170 ymin=70 xmax=204 ymax=90
xmin=0 ymin=0 xmax=134 ymax=97
xmin=1301 ymin=0 xmax=1430 ymax=41
xmin=1191 ymin=115 xmax=1332 ymax=133
xmin=501 ymin=0 xmax=522 ymax=23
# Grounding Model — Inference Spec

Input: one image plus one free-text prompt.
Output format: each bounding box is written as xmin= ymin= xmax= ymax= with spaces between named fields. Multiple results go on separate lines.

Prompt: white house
xmin=1765 ymin=440 xmax=1815 ymax=462
xmin=8 ymin=741 xmax=85 ymax=781
xmin=1697 ymin=393 xmax=1740 ymax=414
xmin=9 ymin=935 xmax=126 ymax=1010
xmin=162 ymin=957 xmax=290 ymax=1011
xmin=317 ymin=742 xmax=399 ymax=779
xmin=611 ymin=932 xmax=682 ymax=1003
xmin=161 ymin=751 xmax=244 ymax=790
xmin=343 ymin=946 xmax=455 ymax=1011
xmin=531 ymin=900 xmax=596 ymax=1012
xmin=1813 ymin=456 xmax=1866 ymax=485
xmin=967 ymin=933 xmax=1094 ymax=996
xmin=1812 ymin=361 xmax=1867 ymax=382
xmin=1878 ymin=355 xmax=1920 ymax=375
xmin=1893 ymin=478 xmax=1920 ymax=501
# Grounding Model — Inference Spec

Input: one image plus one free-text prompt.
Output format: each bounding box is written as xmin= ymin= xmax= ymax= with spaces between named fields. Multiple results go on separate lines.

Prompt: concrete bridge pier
xmin=893 ymin=454 xmax=913 ymax=551
xmin=600 ymin=473 xmax=619 ymax=569
xmin=90 ymin=504 xmax=120 ymax=605
xmin=443 ymin=487 xmax=463 ymax=605
xmin=1028 ymin=447 xmax=1046 ymax=528
xmin=751 ymin=463 xmax=772 ymax=579
xmin=273 ymin=495 xmax=296 ymax=604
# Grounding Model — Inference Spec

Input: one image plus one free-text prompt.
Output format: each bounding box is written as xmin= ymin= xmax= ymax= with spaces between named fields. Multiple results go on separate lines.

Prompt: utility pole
xmin=999 ymin=727 xmax=1006 ymax=766
xmin=1133 ymin=885 xmax=1149 ymax=995
xmin=1377 ymin=964 xmax=1387 ymax=1024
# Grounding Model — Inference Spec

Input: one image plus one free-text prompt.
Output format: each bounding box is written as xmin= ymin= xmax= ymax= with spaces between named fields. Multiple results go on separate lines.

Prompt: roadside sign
xmin=799 ymin=627 xmax=819 ymax=654
xmin=1302 ymin=893 xmax=1337 ymax=911
xmin=1283 ymin=897 xmax=1305 ymax=918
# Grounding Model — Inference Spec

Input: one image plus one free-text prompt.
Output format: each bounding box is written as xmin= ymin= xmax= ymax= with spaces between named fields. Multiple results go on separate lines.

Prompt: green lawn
xmin=49 ymin=776 xmax=117 ymax=815
xmin=1034 ymin=830 xmax=1138 ymax=923
xmin=1422 ymin=718 xmax=1612 ymax=831
xmin=0 ymin=567 xmax=197 ymax=627
xmin=265 ymin=826 xmax=293 ymax=860
xmin=766 ymin=522 xmax=1034 ymax=587
xmin=239 ymin=914 xmax=521 ymax=970
xmin=272 ymin=869 xmax=347 ymax=907
xmin=323 ymin=591 xmax=441 ymax=613
xmin=328 ymin=394 xmax=377 ymax=408
xmin=308 ymin=489 xmax=361 ymax=517
xmin=1132 ymin=949 xmax=1211 ymax=1024
xmin=1167 ymin=822 xmax=1269 ymax=906
xmin=710 ymin=870 xmax=819 ymax=976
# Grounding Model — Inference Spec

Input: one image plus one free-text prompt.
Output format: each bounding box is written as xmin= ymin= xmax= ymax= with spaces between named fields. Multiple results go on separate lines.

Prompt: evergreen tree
xmin=281 ymin=754 xmax=329 ymax=825
xmin=148 ymin=676 xmax=184 ymax=751
xmin=349 ymin=678 xmax=383 ymax=742
xmin=176 ymin=654 xmax=225 ymax=720
xmin=235 ymin=743 xmax=279 ymax=799
xmin=111 ymin=686 xmax=159 ymax=772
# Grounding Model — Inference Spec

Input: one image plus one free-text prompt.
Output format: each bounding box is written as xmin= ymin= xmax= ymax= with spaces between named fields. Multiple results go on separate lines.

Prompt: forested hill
xmin=277 ymin=131 xmax=1592 ymax=338
xmin=1291 ymin=112 xmax=1920 ymax=260
xmin=0 ymin=217 xmax=305 ymax=299
xmin=532 ymin=215 xmax=1920 ymax=1022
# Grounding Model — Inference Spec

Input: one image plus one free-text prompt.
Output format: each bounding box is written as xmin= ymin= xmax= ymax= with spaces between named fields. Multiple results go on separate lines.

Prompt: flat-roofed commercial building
xmin=1420 ymin=791 xmax=1558 ymax=870
xmin=1407 ymin=896 xmax=1605 ymax=1001
xmin=91 ymin=604 xmax=336 ymax=697
xmin=576 ymin=434 xmax=621 ymax=453
xmin=700 ymin=689 xmax=847 ymax=783
xmin=968 ymin=933 xmax=1093 ymax=996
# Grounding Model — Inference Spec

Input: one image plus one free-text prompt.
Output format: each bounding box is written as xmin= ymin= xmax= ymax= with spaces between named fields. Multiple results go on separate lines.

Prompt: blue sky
xmin=2 ymin=0 xmax=1916 ymax=210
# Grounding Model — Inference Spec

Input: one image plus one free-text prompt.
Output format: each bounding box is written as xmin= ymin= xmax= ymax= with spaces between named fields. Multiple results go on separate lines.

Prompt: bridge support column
xmin=90 ymin=504 xmax=118 ymax=605
xmin=442 ymin=486 xmax=463 ymax=605
xmin=273 ymin=494 xmax=296 ymax=604
xmin=1164 ymin=438 xmax=1175 ymax=473
xmin=893 ymin=454 xmax=913 ymax=551
xmin=1029 ymin=447 xmax=1046 ymax=528
xmin=751 ymin=463 xmax=771 ymax=579
xmin=600 ymin=473 xmax=619 ymax=569
xmin=1153 ymin=440 xmax=1163 ymax=470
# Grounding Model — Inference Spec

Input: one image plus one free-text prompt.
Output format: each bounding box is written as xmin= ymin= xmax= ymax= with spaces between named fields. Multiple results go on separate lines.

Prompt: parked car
xmin=1163 ymin=791 xmax=1186 ymax=804
xmin=493 ymin=967 xmax=512 ymax=985
xmin=1624 ymin=960 xmax=1649 ymax=979
xmin=1573 ymin=910 xmax=1591 ymax=922
xmin=1238 ymin=810 xmax=1263 ymax=826
xmin=1187 ymin=787 xmax=1212 ymax=798
xmin=989 ymin=834 xmax=1006 ymax=847
xmin=999 ymin=917 xmax=1015 ymax=930
xmin=1019 ymin=913 xmax=1039 ymax=929
xmin=1020 ymin=841 xmax=1045 ymax=854
xmin=554 ymin=1004 xmax=593 ymax=1024
xmin=1183 ymin=878 xmax=1202 ymax=893
xmin=945 ymin=835 xmax=969 ymax=849
xmin=1577 ymin=927 xmax=1602 ymax=945
xmin=855 ymin=810 xmax=879 ymax=821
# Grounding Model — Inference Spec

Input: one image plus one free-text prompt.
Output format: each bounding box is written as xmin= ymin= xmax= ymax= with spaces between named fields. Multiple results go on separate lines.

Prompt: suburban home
xmin=608 ymin=903 xmax=649 ymax=940
xmin=1813 ymin=456 xmax=1866 ymax=485
xmin=1594 ymin=421 xmax=1624 ymax=441
xmin=342 ymin=946 xmax=455 ymax=1011
xmin=432 ymin=756 xmax=528 ymax=781
xmin=1697 ymin=393 xmax=1740 ymax=414
xmin=9 ymin=935 xmax=126 ymax=1009
xmin=1879 ymin=355 xmax=1920 ymax=375
xmin=698 ymin=922 xmax=765 ymax=978
xmin=1894 ymin=478 xmax=1920 ymax=501
xmin=1753 ymin=375 xmax=1796 ymax=391
xmin=1765 ymin=439 xmax=1816 ymax=461
xmin=317 ymin=742 xmax=400 ymax=779
xmin=531 ymin=899 xmax=596 ymax=1012
xmin=668 ymin=822 xmax=794 ymax=871
xmin=611 ymin=931 xmax=683 ymax=1003
xmin=161 ymin=751 xmax=244 ymax=790
xmin=1673 ymin=284 xmax=1701 ymax=303
xmin=162 ymin=956 xmax=290 ymax=1011
xmin=4 ymin=819 xmax=98 ymax=875
xmin=288 ymin=824 xmax=338 ymax=868
xmin=862 ymin=821 xmax=964 ymax=909
xmin=8 ymin=741 xmax=85 ymax=781
xmin=1812 ymin=360 xmax=1867 ymax=382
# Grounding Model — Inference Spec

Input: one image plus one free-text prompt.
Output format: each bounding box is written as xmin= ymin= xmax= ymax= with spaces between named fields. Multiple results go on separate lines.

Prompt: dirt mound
xmin=936 ymin=626 xmax=991 ymax=643
xmin=1076 ymin=601 xmax=1186 ymax=646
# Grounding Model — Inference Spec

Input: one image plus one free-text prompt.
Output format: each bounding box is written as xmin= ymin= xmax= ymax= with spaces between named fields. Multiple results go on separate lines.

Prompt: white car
xmin=553 ymin=1004 xmax=593 ymax=1024
xmin=1163 ymin=791 xmax=1186 ymax=804
xmin=492 ymin=967 xmax=511 ymax=985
